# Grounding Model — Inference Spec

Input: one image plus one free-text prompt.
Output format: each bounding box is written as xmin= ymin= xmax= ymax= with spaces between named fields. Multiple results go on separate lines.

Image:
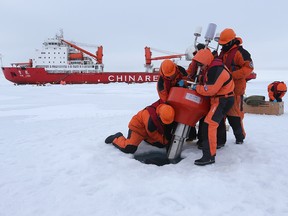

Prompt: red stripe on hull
xmin=2 ymin=67 xmax=159 ymax=84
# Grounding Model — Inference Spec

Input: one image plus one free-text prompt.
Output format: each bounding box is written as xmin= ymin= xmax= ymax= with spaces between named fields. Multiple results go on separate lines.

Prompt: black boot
xmin=195 ymin=141 xmax=215 ymax=166
xmin=194 ymin=155 xmax=215 ymax=166
xmin=105 ymin=132 xmax=123 ymax=144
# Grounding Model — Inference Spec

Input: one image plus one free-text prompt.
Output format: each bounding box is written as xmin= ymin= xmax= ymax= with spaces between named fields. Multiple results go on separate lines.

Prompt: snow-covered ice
xmin=0 ymin=70 xmax=288 ymax=216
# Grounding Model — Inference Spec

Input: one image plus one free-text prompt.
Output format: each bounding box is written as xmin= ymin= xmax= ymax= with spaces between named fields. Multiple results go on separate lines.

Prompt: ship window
xmin=41 ymin=52 xmax=45 ymax=54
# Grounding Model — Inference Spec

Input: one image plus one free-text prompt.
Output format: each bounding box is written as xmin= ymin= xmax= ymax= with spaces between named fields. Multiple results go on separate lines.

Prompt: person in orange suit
xmin=186 ymin=44 xmax=226 ymax=147
xmin=105 ymin=102 xmax=175 ymax=154
xmin=268 ymin=81 xmax=287 ymax=102
xmin=157 ymin=59 xmax=187 ymax=103
xmin=191 ymin=49 xmax=235 ymax=166
xmin=218 ymin=28 xmax=254 ymax=144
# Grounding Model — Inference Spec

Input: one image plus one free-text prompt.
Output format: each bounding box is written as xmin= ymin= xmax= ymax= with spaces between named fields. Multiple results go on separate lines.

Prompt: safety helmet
xmin=277 ymin=82 xmax=287 ymax=92
xmin=193 ymin=49 xmax=214 ymax=66
xmin=218 ymin=28 xmax=236 ymax=45
xmin=160 ymin=59 xmax=176 ymax=77
xmin=156 ymin=104 xmax=175 ymax=124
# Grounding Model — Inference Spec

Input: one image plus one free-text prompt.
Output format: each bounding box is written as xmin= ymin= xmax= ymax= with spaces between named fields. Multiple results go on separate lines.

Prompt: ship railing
xmin=36 ymin=64 xmax=103 ymax=73
xmin=46 ymin=70 xmax=99 ymax=74
xmin=46 ymin=66 xmax=99 ymax=74
xmin=44 ymin=65 xmax=96 ymax=69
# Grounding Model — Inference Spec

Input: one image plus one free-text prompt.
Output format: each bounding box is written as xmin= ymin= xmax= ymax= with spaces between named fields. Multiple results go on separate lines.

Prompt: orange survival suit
xmin=218 ymin=28 xmax=254 ymax=144
xmin=193 ymin=49 xmax=235 ymax=165
xmin=268 ymin=81 xmax=287 ymax=102
xmin=105 ymin=102 xmax=175 ymax=154
xmin=186 ymin=45 xmax=227 ymax=146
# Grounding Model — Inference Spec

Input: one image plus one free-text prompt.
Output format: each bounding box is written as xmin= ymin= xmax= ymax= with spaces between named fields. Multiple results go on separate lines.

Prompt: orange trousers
xmin=112 ymin=130 xmax=166 ymax=153
xmin=202 ymin=96 xmax=234 ymax=156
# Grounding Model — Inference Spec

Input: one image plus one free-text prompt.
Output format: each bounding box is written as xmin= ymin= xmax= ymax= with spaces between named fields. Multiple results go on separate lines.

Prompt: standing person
xmin=191 ymin=49 xmax=235 ymax=166
xmin=186 ymin=44 xmax=226 ymax=148
xmin=105 ymin=103 xmax=175 ymax=154
xmin=267 ymin=81 xmax=287 ymax=102
xmin=218 ymin=28 xmax=254 ymax=144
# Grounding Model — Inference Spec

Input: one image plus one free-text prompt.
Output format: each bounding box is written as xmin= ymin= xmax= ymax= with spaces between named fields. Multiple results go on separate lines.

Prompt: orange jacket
xmin=219 ymin=38 xmax=253 ymax=95
xmin=128 ymin=109 xmax=169 ymax=145
xmin=157 ymin=66 xmax=184 ymax=102
xmin=195 ymin=59 xmax=235 ymax=97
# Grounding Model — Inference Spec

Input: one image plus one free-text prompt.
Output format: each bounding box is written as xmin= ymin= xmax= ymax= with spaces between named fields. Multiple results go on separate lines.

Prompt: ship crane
xmin=144 ymin=47 xmax=186 ymax=72
xmin=61 ymin=39 xmax=103 ymax=65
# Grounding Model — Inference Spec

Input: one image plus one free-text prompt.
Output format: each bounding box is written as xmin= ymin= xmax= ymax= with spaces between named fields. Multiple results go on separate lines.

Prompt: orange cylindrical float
xmin=167 ymin=87 xmax=210 ymax=126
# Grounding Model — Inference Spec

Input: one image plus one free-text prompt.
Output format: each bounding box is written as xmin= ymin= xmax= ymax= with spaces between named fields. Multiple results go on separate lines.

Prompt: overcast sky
xmin=1 ymin=0 xmax=287 ymax=72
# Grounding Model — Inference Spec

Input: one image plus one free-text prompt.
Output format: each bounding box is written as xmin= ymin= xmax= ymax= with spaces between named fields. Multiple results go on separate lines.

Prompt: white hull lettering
xmin=107 ymin=74 xmax=158 ymax=82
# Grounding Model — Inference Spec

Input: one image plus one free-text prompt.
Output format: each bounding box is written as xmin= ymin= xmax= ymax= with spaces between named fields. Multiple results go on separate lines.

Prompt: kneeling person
xmin=105 ymin=102 xmax=175 ymax=154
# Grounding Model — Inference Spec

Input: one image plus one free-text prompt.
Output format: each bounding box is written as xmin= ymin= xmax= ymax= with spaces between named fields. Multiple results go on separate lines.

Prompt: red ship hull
xmin=2 ymin=67 xmax=159 ymax=85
